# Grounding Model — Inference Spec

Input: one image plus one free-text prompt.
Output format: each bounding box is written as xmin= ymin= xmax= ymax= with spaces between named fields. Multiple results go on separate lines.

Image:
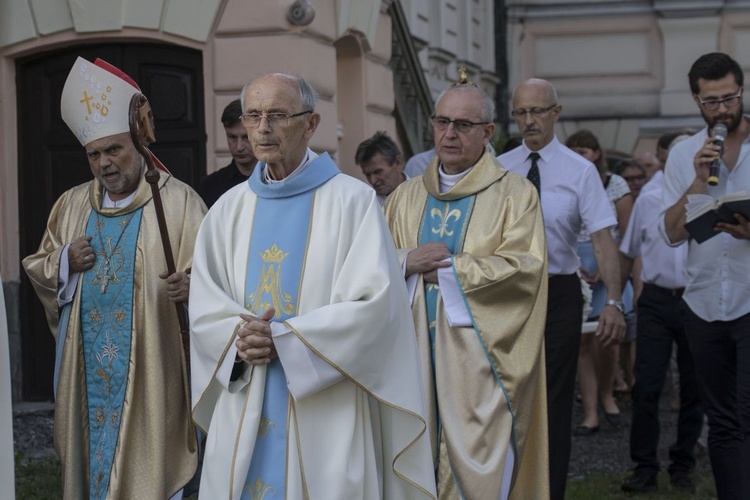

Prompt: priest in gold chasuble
xmin=22 ymin=57 xmax=204 ymax=499
xmin=385 ymin=81 xmax=549 ymax=500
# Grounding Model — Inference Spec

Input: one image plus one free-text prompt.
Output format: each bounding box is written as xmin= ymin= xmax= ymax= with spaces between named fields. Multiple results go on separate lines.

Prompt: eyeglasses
xmin=510 ymin=104 xmax=557 ymax=118
xmin=430 ymin=115 xmax=490 ymax=134
xmin=696 ymin=89 xmax=743 ymax=111
xmin=622 ymin=174 xmax=646 ymax=183
xmin=239 ymin=110 xmax=312 ymax=128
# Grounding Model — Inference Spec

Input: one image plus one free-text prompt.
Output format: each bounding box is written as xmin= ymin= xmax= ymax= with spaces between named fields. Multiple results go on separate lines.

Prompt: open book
xmin=684 ymin=191 xmax=750 ymax=243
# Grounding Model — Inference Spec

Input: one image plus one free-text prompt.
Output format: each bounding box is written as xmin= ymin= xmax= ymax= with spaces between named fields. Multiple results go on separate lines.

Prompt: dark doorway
xmin=17 ymin=43 xmax=206 ymax=401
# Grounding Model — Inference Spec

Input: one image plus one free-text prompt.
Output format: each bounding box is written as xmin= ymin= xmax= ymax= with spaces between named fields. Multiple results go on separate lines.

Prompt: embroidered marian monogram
xmin=431 ymin=203 xmax=462 ymax=238
xmin=92 ymin=214 xmax=134 ymax=293
xmin=247 ymin=244 xmax=296 ymax=316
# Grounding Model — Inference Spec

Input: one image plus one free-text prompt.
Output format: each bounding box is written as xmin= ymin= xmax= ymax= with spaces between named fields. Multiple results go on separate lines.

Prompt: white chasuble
xmin=190 ymin=153 xmax=437 ymax=499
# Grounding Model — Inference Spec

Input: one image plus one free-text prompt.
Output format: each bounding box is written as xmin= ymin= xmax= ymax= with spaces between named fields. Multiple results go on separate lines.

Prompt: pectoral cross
xmin=94 ymin=261 xmax=112 ymax=294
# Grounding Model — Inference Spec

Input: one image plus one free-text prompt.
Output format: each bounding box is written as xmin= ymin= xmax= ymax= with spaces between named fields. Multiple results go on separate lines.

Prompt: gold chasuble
xmin=384 ymin=150 xmax=550 ymax=499
xmin=23 ymin=172 xmax=205 ymax=499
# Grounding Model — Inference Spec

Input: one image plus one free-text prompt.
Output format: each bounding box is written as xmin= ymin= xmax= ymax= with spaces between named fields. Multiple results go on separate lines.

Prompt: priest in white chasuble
xmin=22 ymin=57 xmax=204 ymax=499
xmin=384 ymin=79 xmax=550 ymax=500
xmin=189 ymin=73 xmax=436 ymax=499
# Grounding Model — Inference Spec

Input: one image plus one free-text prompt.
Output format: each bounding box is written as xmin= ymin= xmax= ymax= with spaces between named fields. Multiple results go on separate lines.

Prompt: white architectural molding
xmin=31 ymin=0 xmax=74 ymax=36
xmin=0 ymin=0 xmax=223 ymax=48
xmin=0 ymin=0 xmax=37 ymax=47
xmin=515 ymin=16 xmax=663 ymax=97
xmin=658 ymin=16 xmax=721 ymax=115
xmin=334 ymin=0 xmax=381 ymax=51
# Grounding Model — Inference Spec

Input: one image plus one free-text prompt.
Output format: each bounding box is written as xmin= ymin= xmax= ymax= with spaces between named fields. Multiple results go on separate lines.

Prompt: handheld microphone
xmin=708 ymin=123 xmax=727 ymax=186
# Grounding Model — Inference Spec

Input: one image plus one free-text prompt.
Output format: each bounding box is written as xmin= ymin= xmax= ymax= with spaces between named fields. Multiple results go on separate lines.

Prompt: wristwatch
xmin=606 ymin=299 xmax=625 ymax=315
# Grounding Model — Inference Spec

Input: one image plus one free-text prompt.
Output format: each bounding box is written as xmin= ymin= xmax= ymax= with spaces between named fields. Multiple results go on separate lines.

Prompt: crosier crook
xmin=128 ymin=93 xmax=191 ymax=375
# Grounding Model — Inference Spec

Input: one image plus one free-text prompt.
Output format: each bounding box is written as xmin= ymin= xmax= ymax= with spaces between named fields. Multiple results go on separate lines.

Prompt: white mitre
xmin=61 ymin=56 xmax=140 ymax=147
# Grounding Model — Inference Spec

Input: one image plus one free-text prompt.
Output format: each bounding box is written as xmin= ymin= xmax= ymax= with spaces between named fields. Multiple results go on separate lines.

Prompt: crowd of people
xmin=20 ymin=51 xmax=749 ymax=500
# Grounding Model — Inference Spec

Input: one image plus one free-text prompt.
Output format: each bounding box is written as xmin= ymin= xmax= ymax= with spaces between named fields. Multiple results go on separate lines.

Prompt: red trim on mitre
xmin=93 ymin=58 xmax=140 ymax=90
xmin=93 ymin=58 xmax=170 ymax=174
xmin=149 ymin=151 xmax=171 ymax=175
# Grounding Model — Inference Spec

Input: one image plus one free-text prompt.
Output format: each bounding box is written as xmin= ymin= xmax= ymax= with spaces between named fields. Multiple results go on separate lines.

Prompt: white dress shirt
xmin=404 ymin=149 xmax=435 ymax=178
xmin=660 ymin=124 xmax=750 ymax=321
xmin=640 ymin=169 xmax=663 ymax=196
xmin=621 ymin=174 xmax=688 ymax=289
xmin=498 ymin=136 xmax=616 ymax=275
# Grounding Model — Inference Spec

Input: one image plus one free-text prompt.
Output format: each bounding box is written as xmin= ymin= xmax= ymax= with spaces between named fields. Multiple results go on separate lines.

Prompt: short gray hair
xmin=434 ymin=84 xmax=495 ymax=122
xmin=240 ymin=73 xmax=318 ymax=112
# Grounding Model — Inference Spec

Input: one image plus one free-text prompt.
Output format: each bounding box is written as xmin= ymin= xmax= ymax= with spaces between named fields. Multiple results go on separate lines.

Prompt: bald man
xmin=498 ymin=78 xmax=626 ymax=500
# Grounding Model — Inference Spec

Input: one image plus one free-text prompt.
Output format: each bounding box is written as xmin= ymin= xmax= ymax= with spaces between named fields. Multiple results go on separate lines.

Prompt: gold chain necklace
xmin=92 ymin=212 xmax=135 ymax=294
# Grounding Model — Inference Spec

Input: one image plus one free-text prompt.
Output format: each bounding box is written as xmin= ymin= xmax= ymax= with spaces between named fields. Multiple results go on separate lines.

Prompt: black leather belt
xmin=644 ymin=283 xmax=684 ymax=297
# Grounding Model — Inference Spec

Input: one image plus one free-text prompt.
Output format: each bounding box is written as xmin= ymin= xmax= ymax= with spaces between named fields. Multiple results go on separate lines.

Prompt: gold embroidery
xmin=114 ymin=309 xmax=126 ymax=323
xmin=258 ymin=416 xmax=275 ymax=438
xmin=426 ymin=283 xmax=440 ymax=292
xmin=247 ymin=244 xmax=296 ymax=316
xmin=90 ymin=309 xmax=101 ymax=323
xmin=245 ymin=477 xmax=274 ymax=500
xmin=430 ymin=203 xmax=462 ymax=238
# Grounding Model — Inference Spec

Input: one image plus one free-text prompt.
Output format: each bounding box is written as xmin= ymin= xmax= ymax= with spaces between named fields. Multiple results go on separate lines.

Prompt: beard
xmin=701 ymin=103 xmax=744 ymax=134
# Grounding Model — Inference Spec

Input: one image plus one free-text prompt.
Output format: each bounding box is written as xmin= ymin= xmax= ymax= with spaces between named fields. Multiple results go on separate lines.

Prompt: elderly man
xmin=198 ymin=99 xmax=258 ymax=208
xmin=385 ymin=80 xmax=549 ymax=499
xmin=498 ymin=78 xmax=626 ymax=500
xmin=355 ymin=131 xmax=407 ymax=205
xmin=22 ymin=57 xmax=204 ymax=499
xmin=188 ymin=73 xmax=436 ymax=499
xmin=661 ymin=52 xmax=750 ymax=500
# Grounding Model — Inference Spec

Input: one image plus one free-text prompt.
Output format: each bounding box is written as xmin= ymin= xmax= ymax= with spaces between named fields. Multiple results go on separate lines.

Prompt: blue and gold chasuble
xmin=241 ymin=154 xmax=339 ymax=500
xmin=80 ymin=209 xmax=143 ymax=499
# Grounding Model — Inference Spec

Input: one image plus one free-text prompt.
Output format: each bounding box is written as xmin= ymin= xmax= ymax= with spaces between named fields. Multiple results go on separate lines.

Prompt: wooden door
xmin=17 ymin=43 xmax=205 ymax=401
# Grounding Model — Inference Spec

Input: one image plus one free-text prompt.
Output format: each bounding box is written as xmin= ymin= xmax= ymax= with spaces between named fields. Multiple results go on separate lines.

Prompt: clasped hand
xmin=236 ymin=308 xmax=277 ymax=365
xmin=405 ymin=241 xmax=452 ymax=283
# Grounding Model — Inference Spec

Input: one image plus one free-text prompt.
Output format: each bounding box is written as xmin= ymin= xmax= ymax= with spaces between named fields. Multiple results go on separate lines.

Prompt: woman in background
xmin=567 ymin=130 xmax=634 ymax=435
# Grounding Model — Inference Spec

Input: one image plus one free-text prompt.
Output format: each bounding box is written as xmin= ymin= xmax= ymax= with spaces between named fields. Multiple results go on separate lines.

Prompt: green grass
xmin=566 ymin=471 xmax=717 ymax=499
xmin=15 ymin=453 xmax=61 ymax=499
xmin=16 ymin=454 xmax=716 ymax=499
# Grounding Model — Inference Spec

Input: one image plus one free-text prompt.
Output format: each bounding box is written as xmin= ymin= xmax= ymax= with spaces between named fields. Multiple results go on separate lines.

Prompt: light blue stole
xmin=419 ymin=195 xmax=475 ymax=366
xmin=241 ymin=153 xmax=339 ymax=500
xmin=419 ymin=193 xmax=475 ymax=478
xmin=80 ymin=208 xmax=143 ymax=500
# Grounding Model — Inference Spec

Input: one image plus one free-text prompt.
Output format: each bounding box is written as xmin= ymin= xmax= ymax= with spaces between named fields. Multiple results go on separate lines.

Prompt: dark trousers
xmin=629 ymin=284 xmax=703 ymax=475
xmin=682 ymin=303 xmax=750 ymax=500
xmin=546 ymin=274 xmax=583 ymax=500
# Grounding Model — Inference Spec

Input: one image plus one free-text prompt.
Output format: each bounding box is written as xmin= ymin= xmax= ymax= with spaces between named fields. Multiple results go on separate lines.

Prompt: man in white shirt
xmin=661 ymin=52 xmax=750 ymax=500
xmin=620 ymin=172 xmax=703 ymax=494
xmin=404 ymin=148 xmax=436 ymax=178
xmin=498 ymin=78 xmax=626 ymax=500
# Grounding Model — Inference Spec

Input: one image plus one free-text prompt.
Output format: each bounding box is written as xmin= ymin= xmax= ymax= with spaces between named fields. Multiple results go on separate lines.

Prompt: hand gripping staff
xmin=128 ymin=93 xmax=191 ymax=375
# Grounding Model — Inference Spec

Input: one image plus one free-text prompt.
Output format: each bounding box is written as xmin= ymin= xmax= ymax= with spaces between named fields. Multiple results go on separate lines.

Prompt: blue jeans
xmin=682 ymin=303 xmax=750 ymax=500
xmin=629 ymin=285 xmax=703 ymax=475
